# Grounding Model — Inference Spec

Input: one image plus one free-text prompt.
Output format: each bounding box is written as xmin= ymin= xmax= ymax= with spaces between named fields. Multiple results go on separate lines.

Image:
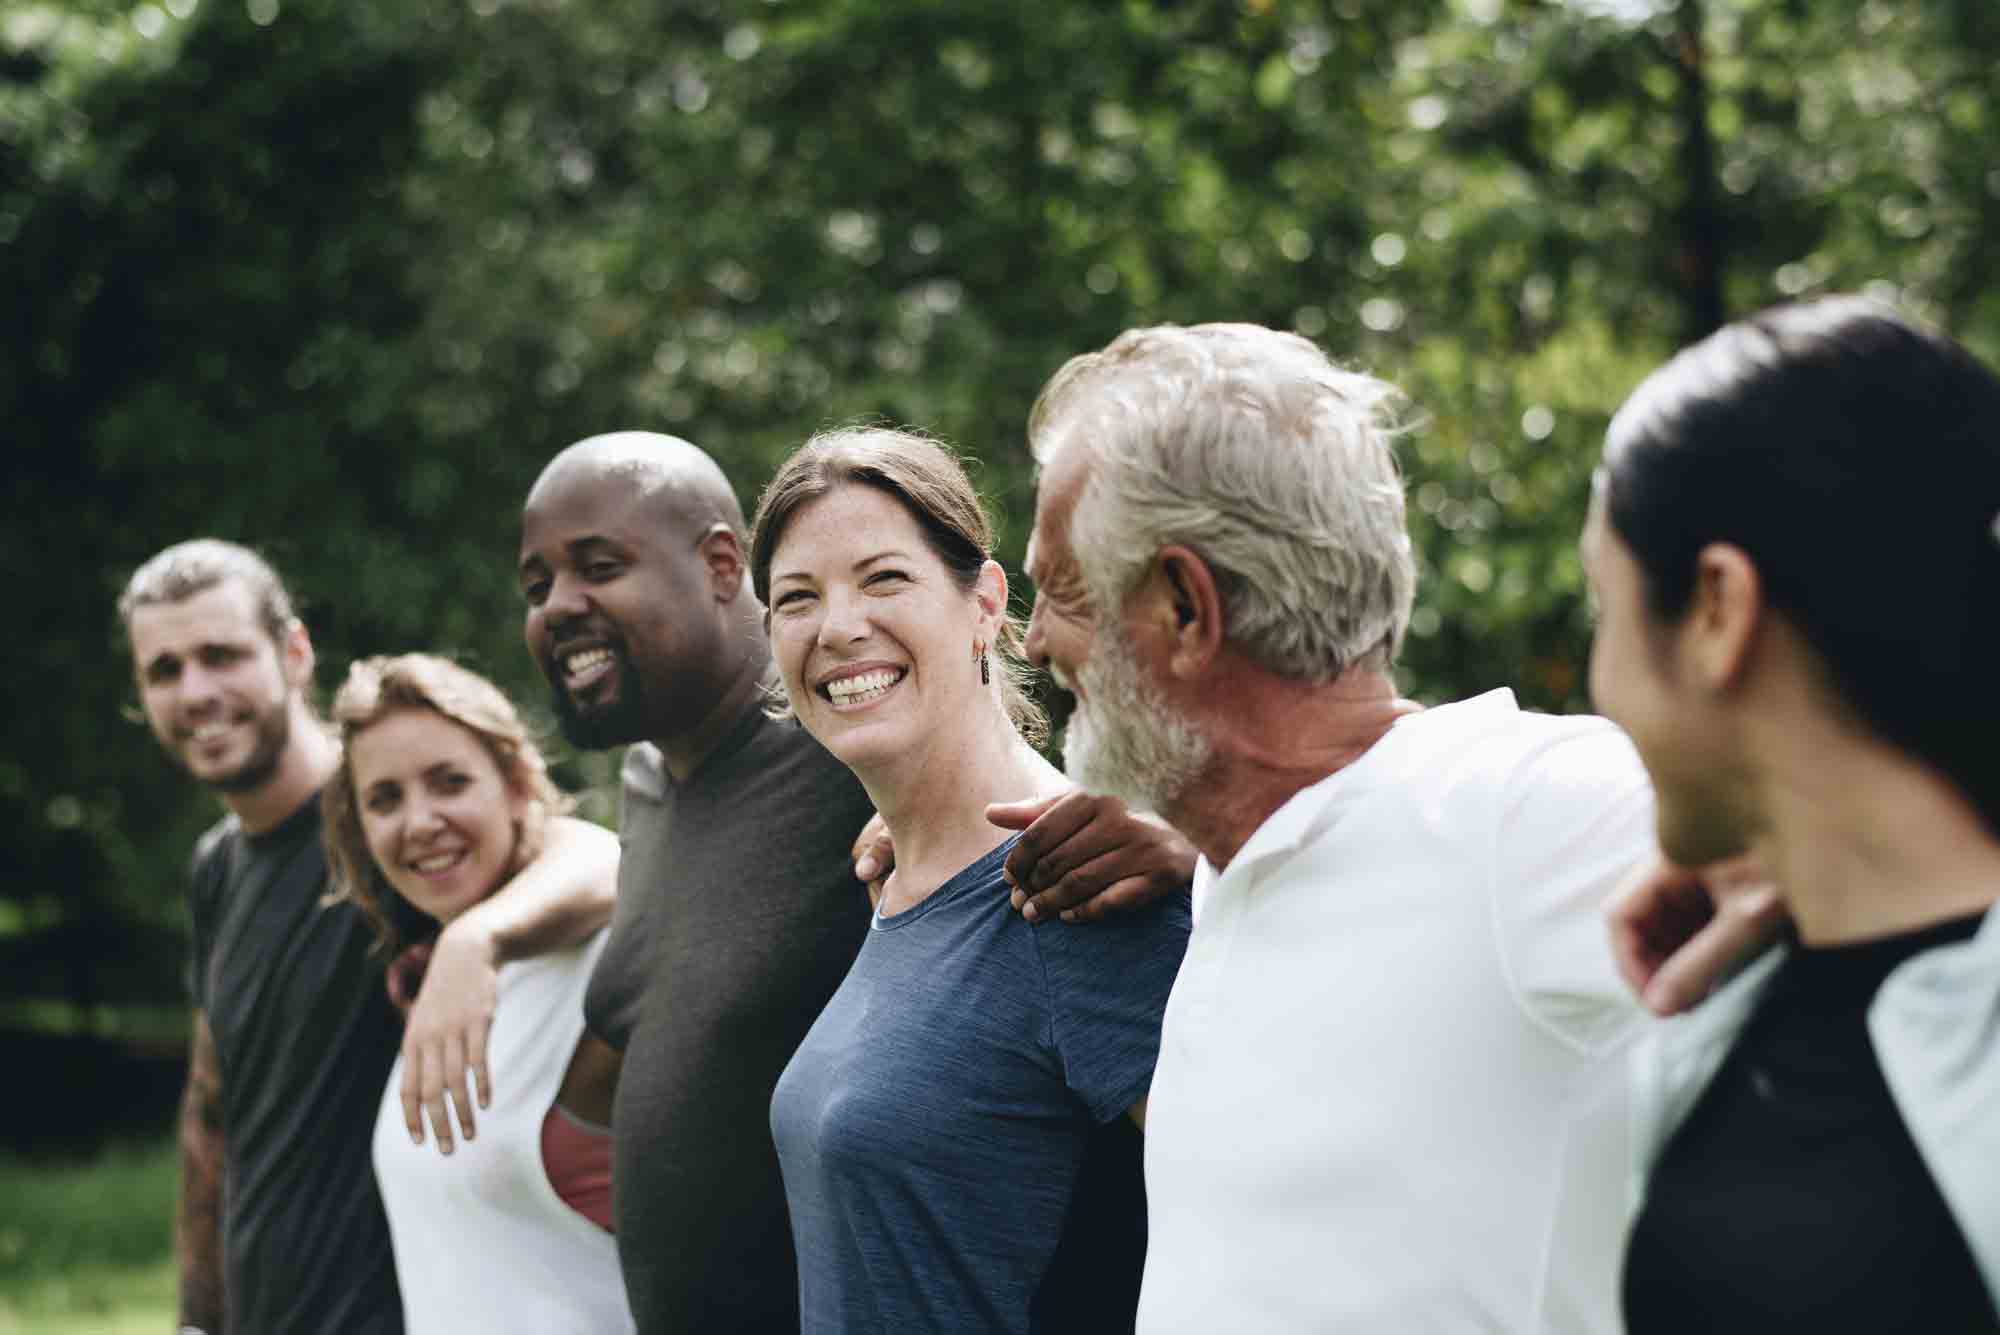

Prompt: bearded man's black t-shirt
xmin=187 ymin=796 xmax=403 ymax=1334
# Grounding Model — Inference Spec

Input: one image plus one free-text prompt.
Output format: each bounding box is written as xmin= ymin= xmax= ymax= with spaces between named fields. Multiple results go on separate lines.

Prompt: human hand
xmin=852 ymin=812 xmax=894 ymax=910
xmin=398 ymin=918 xmax=499 ymax=1154
xmin=1607 ymin=854 xmax=1785 ymax=1016
xmin=986 ymin=791 xmax=1196 ymax=923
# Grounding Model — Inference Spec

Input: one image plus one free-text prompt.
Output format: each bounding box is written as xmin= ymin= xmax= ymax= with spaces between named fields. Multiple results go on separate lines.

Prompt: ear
xmin=280 ymin=619 xmax=315 ymax=692
xmin=973 ymin=559 xmax=1008 ymax=637
xmin=1684 ymin=542 xmax=1763 ymax=690
xmin=1149 ymin=545 xmax=1226 ymax=680
xmin=698 ymin=525 xmax=748 ymax=602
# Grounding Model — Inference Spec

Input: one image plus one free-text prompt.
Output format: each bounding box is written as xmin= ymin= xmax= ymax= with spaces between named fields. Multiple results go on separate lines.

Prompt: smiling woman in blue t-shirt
xmin=750 ymin=426 xmax=1191 ymax=1335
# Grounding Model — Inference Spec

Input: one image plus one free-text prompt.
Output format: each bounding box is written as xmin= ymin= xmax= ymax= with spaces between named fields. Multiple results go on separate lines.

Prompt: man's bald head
xmin=527 ymin=431 xmax=748 ymax=543
xmin=519 ymin=431 xmax=764 ymax=753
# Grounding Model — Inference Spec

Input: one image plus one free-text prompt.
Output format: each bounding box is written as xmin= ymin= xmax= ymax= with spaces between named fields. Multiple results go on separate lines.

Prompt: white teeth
xmin=564 ymin=648 xmax=612 ymax=674
xmin=410 ymin=851 xmax=464 ymax=875
xmin=825 ymin=669 xmax=902 ymax=704
xmin=192 ymin=722 xmax=232 ymax=741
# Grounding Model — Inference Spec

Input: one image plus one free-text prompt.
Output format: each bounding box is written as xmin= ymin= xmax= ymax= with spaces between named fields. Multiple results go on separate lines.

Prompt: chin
xmin=1063 ymin=723 xmax=1170 ymax=815
xmin=1655 ymin=799 xmax=1753 ymax=869
xmin=551 ymin=693 xmax=648 ymax=751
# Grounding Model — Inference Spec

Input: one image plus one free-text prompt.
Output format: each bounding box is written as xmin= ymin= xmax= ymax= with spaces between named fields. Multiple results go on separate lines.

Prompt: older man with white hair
xmin=1022 ymin=323 xmax=1656 ymax=1333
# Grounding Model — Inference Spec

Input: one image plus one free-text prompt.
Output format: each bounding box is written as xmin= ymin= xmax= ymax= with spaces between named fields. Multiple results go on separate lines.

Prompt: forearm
xmin=456 ymin=816 xmax=618 ymax=965
xmin=176 ymin=1023 xmax=226 ymax=1331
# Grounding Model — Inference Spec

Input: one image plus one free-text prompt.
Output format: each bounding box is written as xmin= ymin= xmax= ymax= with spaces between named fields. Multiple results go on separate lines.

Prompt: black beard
xmin=547 ymin=668 xmax=652 ymax=752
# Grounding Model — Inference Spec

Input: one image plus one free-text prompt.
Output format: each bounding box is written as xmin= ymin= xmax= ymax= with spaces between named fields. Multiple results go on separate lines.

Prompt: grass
xmin=0 ymin=1140 xmax=177 ymax=1334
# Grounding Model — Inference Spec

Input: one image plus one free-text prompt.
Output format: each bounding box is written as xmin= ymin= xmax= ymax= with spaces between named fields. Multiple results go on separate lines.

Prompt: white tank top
xmin=372 ymin=930 xmax=633 ymax=1334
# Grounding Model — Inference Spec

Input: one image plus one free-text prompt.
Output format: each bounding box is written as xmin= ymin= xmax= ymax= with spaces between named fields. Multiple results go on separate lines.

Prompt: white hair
xmin=1029 ymin=323 xmax=1416 ymax=682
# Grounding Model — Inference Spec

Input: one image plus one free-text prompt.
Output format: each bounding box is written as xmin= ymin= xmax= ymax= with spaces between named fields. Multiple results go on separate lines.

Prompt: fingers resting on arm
xmin=851 ymin=811 xmax=893 ymax=910
xmin=399 ymin=918 xmax=499 ymax=1154
xmin=987 ymin=791 xmax=1197 ymax=924
xmin=1606 ymin=854 xmax=1784 ymax=1017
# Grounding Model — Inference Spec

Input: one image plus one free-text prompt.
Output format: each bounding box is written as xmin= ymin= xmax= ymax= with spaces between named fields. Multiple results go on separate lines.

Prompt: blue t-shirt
xmin=770 ymin=835 xmax=1192 ymax=1334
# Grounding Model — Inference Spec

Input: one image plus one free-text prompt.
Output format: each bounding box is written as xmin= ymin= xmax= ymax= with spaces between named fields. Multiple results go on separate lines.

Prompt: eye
xmin=582 ymin=560 xmax=623 ymax=582
xmin=435 ymin=771 xmax=472 ymax=794
xmin=865 ymin=569 xmax=909 ymax=589
xmin=772 ymin=588 xmax=817 ymax=612
xmin=145 ymin=658 xmax=181 ymax=685
xmin=363 ymin=786 xmax=400 ymax=814
xmin=521 ymin=577 xmax=550 ymax=607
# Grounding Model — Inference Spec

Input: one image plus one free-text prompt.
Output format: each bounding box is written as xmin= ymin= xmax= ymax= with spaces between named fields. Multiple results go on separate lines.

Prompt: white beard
xmin=1059 ymin=624 xmax=1211 ymax=815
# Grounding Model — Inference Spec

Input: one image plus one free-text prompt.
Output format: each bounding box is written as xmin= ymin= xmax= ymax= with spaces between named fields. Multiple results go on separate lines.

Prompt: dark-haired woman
xmin=1580 ymin=296 xmax=2000 ymax=1330
xmin=753 ymin=427 xmax=1191 ymax=1335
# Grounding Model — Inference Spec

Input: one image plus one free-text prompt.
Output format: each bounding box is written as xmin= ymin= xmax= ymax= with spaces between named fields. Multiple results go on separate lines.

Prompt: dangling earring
xmin=975 ymin=639 xmax=990 ymax=685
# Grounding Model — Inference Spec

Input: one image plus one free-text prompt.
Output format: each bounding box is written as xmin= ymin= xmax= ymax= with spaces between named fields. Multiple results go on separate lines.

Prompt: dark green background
xmin=5 ymin=0 xmax=1996 ymax=1143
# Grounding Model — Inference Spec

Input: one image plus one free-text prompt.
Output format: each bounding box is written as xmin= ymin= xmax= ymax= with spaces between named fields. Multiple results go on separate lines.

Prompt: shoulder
xmin=1391 ymin=690 xmax=1639 ymax=781
xmin=190 ymin=813 xmax=241 ymax=875
xmin=1030 ymin=890 xmax=1193 ymax=984
xmin=731 ymin=715 xmax=872 ymax=822
xmin=620 ymin=743 xmax=669 ymax=804
xmin=186 ymin=813 xmax=244 ymax=911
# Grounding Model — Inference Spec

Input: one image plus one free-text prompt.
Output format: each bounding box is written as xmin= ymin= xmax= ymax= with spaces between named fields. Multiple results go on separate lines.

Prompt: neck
xmin=868 ymin=707 xmax=1064 ymax=914
xmin=652 ymin=625 xmax=770 ymax=784
xmin=1749 ymin=731 xmax=2000 ymax=945
xmin=1170 ymin=665 xmax=1421 ymax=870
xmin=225 ymin=710 xmax=340 ymax=836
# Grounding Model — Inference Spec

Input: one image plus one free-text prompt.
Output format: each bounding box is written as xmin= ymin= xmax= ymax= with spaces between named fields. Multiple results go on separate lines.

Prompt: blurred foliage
xmin=0 ymin=1139 xmax=176 ymax=1332
xmin=3 ymin=0 xmax=1996 ymax=1028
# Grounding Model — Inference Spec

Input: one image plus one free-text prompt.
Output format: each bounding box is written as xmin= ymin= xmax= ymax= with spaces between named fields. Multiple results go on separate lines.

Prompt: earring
xmin=975 ymin=639 xmax=990 ymax=685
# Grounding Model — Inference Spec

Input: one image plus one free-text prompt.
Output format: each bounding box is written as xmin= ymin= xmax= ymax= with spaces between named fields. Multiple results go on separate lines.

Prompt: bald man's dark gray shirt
xmin=586 ymin=701 xmax=873 ymax=1334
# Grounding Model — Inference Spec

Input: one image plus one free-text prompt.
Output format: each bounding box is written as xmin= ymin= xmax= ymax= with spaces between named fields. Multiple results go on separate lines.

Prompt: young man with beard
xmin=1020 ymin=324 xmax=1661 ymax=1334
xmin=518 ymin=432 xmax=1194 ymax=1334
xmin=122 ymin=540 xmax=617 ymax=1335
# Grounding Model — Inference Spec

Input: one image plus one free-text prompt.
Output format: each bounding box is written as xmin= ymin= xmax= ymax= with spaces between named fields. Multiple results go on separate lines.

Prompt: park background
xmin=3 ymin=0 xmax=1996 ymax=1326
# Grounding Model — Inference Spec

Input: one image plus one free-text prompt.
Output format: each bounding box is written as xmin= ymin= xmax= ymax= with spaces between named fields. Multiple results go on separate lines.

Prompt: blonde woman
xmin=324 ymin=654 xmax=632 ymax=1334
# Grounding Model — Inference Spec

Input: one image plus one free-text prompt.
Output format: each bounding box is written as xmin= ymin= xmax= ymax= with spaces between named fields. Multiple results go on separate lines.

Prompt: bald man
xmin=518 ymin=433 xmax=1193 ymax=1334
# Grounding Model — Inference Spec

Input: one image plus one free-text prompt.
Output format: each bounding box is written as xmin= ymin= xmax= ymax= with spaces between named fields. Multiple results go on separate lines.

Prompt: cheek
xmin=770 ymin=618 xmax=816 ymax=695
xmin=358 ymin=811 xmax=399 ymax=864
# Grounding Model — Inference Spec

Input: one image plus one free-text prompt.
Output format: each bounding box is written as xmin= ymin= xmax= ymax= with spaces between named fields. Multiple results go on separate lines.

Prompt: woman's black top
xmin=1623 ymin=911 xmax=1996 ymax=1334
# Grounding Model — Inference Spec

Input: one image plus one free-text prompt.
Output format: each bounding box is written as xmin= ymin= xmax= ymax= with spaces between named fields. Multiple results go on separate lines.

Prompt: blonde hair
xmin=322 ymin=654 xmax=572 ymax=954
xmin=748 ymin=425 xmax=1048 ymax=747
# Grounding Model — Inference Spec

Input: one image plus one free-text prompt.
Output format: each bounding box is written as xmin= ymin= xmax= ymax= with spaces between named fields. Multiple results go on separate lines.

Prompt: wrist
xmin=439 ymin=908 xmax=505 ymax=967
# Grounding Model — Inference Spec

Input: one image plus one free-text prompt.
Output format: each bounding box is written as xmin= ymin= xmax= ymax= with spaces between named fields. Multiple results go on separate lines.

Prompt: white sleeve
xmin=1489 ymin=719 xmax=1657 ymax=1058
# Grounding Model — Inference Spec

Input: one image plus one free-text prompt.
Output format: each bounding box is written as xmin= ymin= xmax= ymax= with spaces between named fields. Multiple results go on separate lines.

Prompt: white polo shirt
xmin=1138 ymin=690 xmax=1654 ymax=1334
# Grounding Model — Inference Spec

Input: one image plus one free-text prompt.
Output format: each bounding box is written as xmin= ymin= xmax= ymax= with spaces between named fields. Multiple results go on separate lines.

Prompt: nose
xmin=177 ymin=660 xmax=226 ymax=715
xmin=404 ymin=793 xmax=446 ymax=839
xmin=817 ymin=585 xmax=869 ymax=650
xmin=1022 ymin=594 xmax=1050 ymax=670
xmin=541 ymin=570 xmax=591 ymax=628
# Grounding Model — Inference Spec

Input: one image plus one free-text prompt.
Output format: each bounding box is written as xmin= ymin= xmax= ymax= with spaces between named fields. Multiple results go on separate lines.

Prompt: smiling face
xmin=1024 ymin=444 xmax=1211 ymax=813
xmin=519 ymin=466 xmax=727 ymax=751
xmin=128 ymin=581 xmax=303 ymax=794
xmin=766 ymin=483 xmax=1000 ymax=777
xmin=346 ymin=708 xmax=526 ymax=926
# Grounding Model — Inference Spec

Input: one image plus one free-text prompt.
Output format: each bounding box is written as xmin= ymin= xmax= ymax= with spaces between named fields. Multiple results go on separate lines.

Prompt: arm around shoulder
xmin=399 ymin=816 xmax=621 ymax=1153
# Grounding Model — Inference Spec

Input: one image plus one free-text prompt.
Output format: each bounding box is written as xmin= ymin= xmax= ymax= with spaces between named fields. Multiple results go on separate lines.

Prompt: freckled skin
xmin=766 ymin=484 xmax=997 ymax=779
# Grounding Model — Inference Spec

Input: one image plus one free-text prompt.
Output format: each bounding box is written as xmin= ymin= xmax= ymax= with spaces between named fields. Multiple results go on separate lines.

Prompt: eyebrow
xmin=519 ymin=534 xmax=621 ymax=575
xmin=770 ymin=546 xmax=917 ymax=588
